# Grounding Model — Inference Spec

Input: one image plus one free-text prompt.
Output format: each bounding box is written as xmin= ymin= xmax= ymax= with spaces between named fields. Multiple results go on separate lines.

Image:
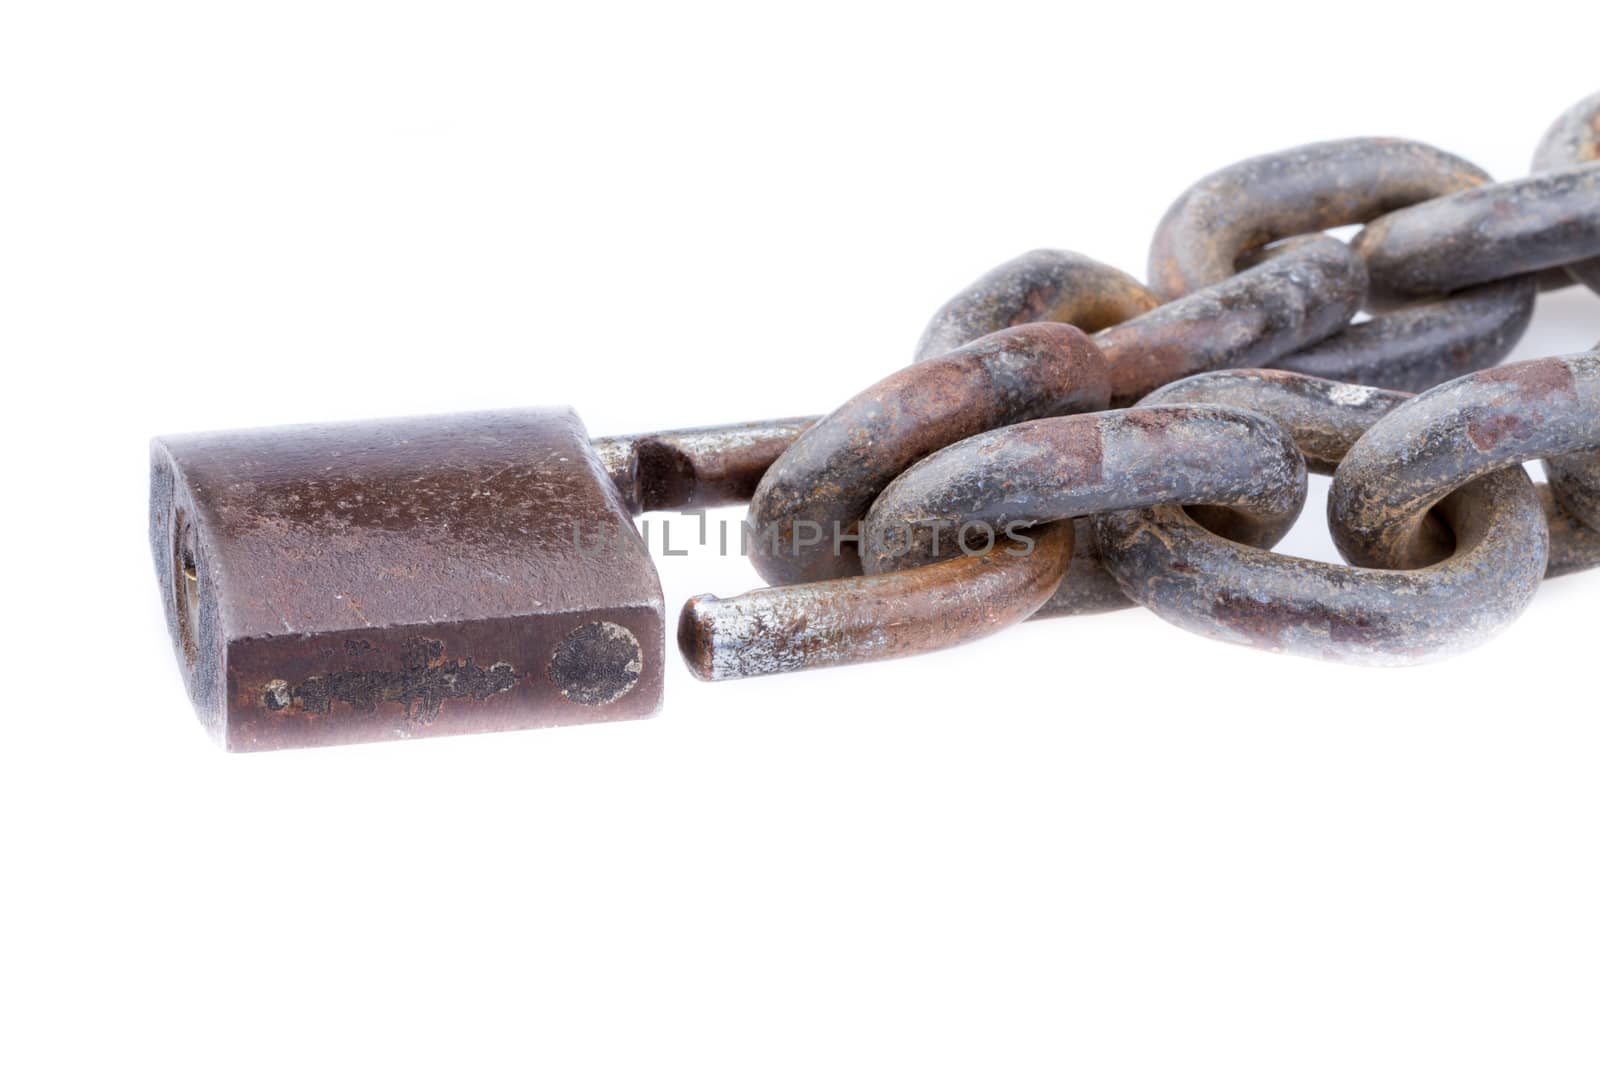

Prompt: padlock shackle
xmin=593 ymin=417 xmax=816 ymax=515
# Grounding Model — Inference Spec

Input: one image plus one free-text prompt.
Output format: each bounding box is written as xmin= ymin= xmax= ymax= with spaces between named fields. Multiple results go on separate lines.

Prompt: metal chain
xmin=665 ymin=94 xmax=1600 ymax=680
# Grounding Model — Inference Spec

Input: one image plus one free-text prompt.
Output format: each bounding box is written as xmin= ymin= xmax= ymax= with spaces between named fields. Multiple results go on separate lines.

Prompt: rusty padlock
xmin=150 ymin=409 xmax=809 ymax=751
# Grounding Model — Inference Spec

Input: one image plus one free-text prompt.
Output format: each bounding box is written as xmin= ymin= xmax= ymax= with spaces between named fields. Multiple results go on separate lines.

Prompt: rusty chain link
xmin=668 ymin=94 xmax=1600 ymax=681
xmin=746 ymin=322 xmax=1110 ymax=586
xmin=1146 ymin=138 xmax=1538 ymax=393
xmin=1328 ymin=353 xmax=1600 ymax=568
xmin=1093 ymin=370 xmax=1552 ymax=662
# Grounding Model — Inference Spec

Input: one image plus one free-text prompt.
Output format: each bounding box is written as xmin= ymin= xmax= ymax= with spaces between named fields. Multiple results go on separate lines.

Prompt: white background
xmin=3 ymin=3 xmax=1598 ymax=1064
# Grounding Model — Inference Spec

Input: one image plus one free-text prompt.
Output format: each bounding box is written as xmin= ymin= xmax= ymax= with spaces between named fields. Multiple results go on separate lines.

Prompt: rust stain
xmin=1474 ymin=357 xmax=1578 ymax=398
xmin=1467 ymin=358 xmax=1579 ymax=449
xmin=1466 ymin=410 xmax=1528 ymax=451
xmin=1209 ymin=591 xmax=1384 ymax=651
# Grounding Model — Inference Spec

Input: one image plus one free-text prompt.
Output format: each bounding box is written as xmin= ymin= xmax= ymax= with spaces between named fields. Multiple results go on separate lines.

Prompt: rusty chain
xmin=666 ymin=92 xmax=1600 ymax=681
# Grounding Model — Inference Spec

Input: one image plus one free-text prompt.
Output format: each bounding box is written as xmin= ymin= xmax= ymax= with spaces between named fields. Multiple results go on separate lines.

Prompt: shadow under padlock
xmin=150 ymin=409 xmax=812 ymax=752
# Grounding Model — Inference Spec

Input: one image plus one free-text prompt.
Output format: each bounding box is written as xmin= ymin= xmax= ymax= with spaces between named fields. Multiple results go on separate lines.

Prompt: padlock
xmin=153 ymin=311 xmax=1337 ymax=749
xmin=150 ymin=408 xmax=808 ymax=751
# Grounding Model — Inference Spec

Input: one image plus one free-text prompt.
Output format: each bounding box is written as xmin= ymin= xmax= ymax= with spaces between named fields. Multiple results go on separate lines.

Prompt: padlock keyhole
xmin=173 ymin=512 xmax=200 ymax=669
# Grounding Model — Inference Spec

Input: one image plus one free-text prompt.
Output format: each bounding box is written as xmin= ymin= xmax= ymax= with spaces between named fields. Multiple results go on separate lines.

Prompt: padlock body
xmin=150 ymin=408 xmax=663 ymax=751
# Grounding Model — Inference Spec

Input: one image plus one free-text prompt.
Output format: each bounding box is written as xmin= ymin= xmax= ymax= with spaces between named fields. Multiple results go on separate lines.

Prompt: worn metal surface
xmin=149 ymin=409 xmax=664 ymax=751
xmin=678 ymin=524 xmax=1073 ymax=680
xmin=594 ymin=417 xmax=816 ymax=515
xmin=1092 ymin=370 xmax=1551 ymax=662
xmin=1095 ymin=235 xmax=1365 ymax=406
xmin=860 ymin=405 xmax=1307 ymax=574
xmin=1547 ymin=450 xmax=1600 ymax=533
xmin=913 ymin=249 xmax=1160 ymax=362
xmin=1329 ymin=353 xmax=1600 ymax=570
xmin=1542 ymin=485 xmax=1600 ymax=578
xmin=1353 ymin=165 xmax=1600 ymax=300
xmin=1523 ymin=343 xmax=1600 ymax=560
xmin=1148 ymin=138 xmax=1488 ymax=295
xmin=1532 ymin=91 xmax=1600 ymax=294
xmin=747 ymin=323 xmax=1108 ymax=585
xmin=1135 ymin=370 xmax=1408 ymax=472
xmin=1147 ymin=137 xmax=1535 ymax=391
xmin=1272 ymin=277 xmax=1536 ymax=392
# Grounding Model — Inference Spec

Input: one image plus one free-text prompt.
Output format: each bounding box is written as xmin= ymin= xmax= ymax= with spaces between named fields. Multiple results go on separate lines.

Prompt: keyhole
xmin=174 ymin=512 xmax=201 ymax=669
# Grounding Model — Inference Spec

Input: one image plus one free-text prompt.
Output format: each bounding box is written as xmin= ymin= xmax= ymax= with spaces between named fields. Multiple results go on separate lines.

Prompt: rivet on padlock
xmin=149 ymin=408 xmax=810 ymax=752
